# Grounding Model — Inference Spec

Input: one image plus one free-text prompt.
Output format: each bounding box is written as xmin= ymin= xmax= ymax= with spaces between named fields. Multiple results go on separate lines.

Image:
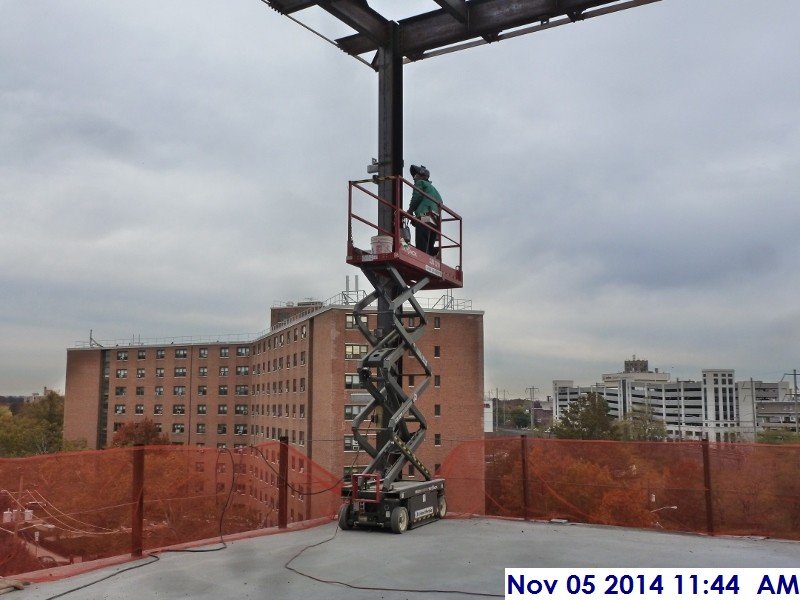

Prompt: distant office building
xmin=553 ymin=359 xmax=794 ymax=442
xmin=64 ymin=292 xmax=484 ymax=523
xmin=737 ymin=380 xmax=796 ymax=438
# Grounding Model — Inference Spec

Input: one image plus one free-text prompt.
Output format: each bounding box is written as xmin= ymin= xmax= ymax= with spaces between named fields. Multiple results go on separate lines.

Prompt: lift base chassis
xmin=340 ymin=479 xmax=446 ymax=534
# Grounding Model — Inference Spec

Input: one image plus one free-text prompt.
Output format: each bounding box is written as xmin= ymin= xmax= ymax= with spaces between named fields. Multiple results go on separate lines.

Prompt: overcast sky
xmin=1 ymin=0 xmax=798 ymax=399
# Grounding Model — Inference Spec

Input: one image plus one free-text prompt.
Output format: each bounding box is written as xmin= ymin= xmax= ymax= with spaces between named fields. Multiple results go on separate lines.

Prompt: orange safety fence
xmin=2 ymin=438 xmax=800 ymax=578
xmin=0 ymin=442 xmax=341 ymax=577
xmin=442 ymin=437 xmax=800 ymax=540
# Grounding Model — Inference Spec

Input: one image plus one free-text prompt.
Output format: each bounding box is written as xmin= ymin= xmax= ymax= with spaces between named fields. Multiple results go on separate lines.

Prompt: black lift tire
xmin=390 ymin=506 xmax=409 ymax=534
xmin=437 ymin=494 xmax=447 ymax=519
xmin=338 ymin=503 xmax=353 ymax=530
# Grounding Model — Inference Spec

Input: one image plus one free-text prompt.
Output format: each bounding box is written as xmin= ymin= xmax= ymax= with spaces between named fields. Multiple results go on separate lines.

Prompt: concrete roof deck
xmin=17 ymin=517 xmax=800 ymax=599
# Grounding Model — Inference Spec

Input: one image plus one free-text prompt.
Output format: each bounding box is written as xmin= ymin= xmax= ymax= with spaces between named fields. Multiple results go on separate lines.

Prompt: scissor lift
xmin=339 ymin=176 xmax=462 ymax=533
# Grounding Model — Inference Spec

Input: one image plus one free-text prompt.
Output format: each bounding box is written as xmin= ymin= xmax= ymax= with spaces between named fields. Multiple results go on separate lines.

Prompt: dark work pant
xmin=414 ymin=224 xmax=437 ymax=255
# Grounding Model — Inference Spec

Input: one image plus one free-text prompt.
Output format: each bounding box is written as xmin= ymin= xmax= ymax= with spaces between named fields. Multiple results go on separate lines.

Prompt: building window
xmin=217 ymin=424 xmax=227 ymax=435
xmin=293 ymin=353 xmax=297 ymax=367
xmin=114 ymin=404 xmax=126 ymax=414
xmin=300 ymin=351 xmax=306 ymax=365
xmin=156 ymin=349 xmax=165 ymax=359
xmin=199 ymin=347 xmax=208 ymax=358
xmin=154 ymin=422 xmax=162 ymax=432
xmin=435 ymin=375 xmax=441 ymax=388
xmin=113 ymin=422 xmax=124 ymax=432
xmin=136 ymin=386 xmax=144 ymax=396
xmin=173 ymin=404 xmax=185 ymax=415
xmin=236 ymin=365 xmax=249 ymax=376
xmin=235 ymin=404 xmax=248 ymax=415
xmin=299 ymin=378 xmax=306 ymax=392
xmin=220 ymin=347 xmax=229 ymax=358
xmin=135 ymin=404 xmax=144 ymax=415
xmin=198 ymin=385 xmax=207 ymax=396
xmin=234 ymin=424 xmax=247 ymax=435
xmin=197 ymin=403 xmax=207 ymax=415
xmin=199 ymin=366 xmax=208 ymax=377
xmin=344 ymin=405 xmax=362 ymax=420
xmin=218 ymin=385 xmax=228 ymax=396
xmin=172 ymin=423 xmax=185 ymax=434
xmin=345 ymin=314 xmax=357 ymax=329
xmin=434 ymin=317 xmax=441 ymax=329
xmin=236 ymin=346 xmax=250 ymax=357
xmin=218 ymin=404 xmax=228 ymax=415
xmin=175 ymin=348 xmax=188 ymax=359
xmin=299 ymin=431 xmax=305 ymax=446
xmin=344 ymin=436 xmax=359 ymax=451
xmin=155 ymin=368 xmax=164 ymax=378
xmin=301 ymin=325 xmax=307 ymax=338
xmin=136 ymin=368 xmax=145 ymax=378
xmin=196 ymin=423 xmax=206 ymax=434
xmin=434 ymin=433 xmax=441 ymax=446
xmin=219 ymin=366 xmax=229 ymax=377
xmin=345 ymin=374 xmax=364 ymax=389
xmin=173 ymin=386 xmax=186 ymax=396
xmin=116 ymin=350 xmax=128 ymax=361
xmin=408 ymin=375 xmax=415 ymax=387
xmin=155 ymin=386 xmax=164 ymax=396
xmin=299 ymin=404 xmax=305 ymax=418
xmin=116 ymin=369 xmax=127 ymax=378
xmin=174 ymin=367 xmax=187 ymax=377
xmin=115 ymin=387 xmax=126 ymax=397
xmin=345 ymin=344 xmax=369 ymax=360
xmin=154 ymin=404 xmax=163 ymax=415
xmin=434 ymin=404 xmax=441 ymax=416
xmin=235 ymin=385 xmax=249 ymax=396
xmin=137 ymin=349 xmax=146 ymax=359
xmin=294 ymin=328 xmax=298 ymax=342
xmin=434 ymin=346 xmax=441 ymax=358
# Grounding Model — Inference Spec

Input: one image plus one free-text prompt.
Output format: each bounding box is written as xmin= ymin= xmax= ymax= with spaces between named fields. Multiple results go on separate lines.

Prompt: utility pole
xmin=794 ymin=369 xmax=798 ymax=434
xmin=526 ymin=386 xmax=539 ymax=431
xmin=750 ymin=378 xmax=757 ymax=442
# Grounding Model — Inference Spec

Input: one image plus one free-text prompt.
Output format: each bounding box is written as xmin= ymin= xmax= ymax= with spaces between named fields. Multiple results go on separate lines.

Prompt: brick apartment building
xmin=64 ymin=295 xmax=484 ymax=522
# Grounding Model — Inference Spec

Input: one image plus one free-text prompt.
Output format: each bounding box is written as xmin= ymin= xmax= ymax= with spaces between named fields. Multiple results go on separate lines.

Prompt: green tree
xmin=0 ymin=392 xmax=66 ymax=457
xmin=17 ymin=390 xmax=64 ymax=453
xmin=509 ymin=407 xmax=531 ymax=429
xmin=756 ymin=429 xmax=800 ymax=444
xmin=111 ymin=419 xmax=170 ymax=447
xmin=616 ymin=405 xmax=667 ymax=441
xmin=552 ymin=392 xmax=618 ymax=440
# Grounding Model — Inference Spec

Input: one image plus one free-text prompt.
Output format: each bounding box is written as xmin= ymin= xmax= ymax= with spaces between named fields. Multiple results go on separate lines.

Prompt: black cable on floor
xmin=283 ymin=524 xmax=503 ymax=598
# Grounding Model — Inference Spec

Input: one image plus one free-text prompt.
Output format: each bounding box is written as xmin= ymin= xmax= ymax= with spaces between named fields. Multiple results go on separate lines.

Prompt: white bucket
xmin=370 ymin=235 xmax=393 ymax=254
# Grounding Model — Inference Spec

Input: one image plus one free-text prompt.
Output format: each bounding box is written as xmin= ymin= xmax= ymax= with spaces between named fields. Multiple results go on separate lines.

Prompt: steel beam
xmin=265 ymin=0 xmax=318 ymax=15
xmin=433 ymin=0 xmax=469 ymax=23
xmin=324 ymin=0 xmax=390 ymax=47
xmin=337 ymin=0 xmax=644 ymax=57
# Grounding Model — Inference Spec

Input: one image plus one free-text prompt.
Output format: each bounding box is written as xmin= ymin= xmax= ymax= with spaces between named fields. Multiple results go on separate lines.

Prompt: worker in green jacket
xmin=408 ymin=164 xmax=443 ymax=256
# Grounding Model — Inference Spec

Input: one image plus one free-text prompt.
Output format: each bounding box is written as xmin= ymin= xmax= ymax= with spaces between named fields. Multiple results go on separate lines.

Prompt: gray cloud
xmin=1 ymin=0 xmax=798 ymax=398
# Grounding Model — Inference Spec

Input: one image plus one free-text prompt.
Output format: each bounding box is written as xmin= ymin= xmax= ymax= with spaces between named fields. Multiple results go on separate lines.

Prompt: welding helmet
xmin=410 ymin=165 xmax=430 ymax=180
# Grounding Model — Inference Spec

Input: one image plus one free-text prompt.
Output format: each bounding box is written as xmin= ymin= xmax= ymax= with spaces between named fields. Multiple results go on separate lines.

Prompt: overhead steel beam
xmin=433 ymin=0 xmax=469 ymax=23
xmin=323 ymin=0 xmax=391 ymax=47
xmin=268 ymin=0 xmax=390 ymax=48
xmin=336 ymin=0 xmax=642 ymax=57
xmin=265 ymin=0 xmax=319 ymax=15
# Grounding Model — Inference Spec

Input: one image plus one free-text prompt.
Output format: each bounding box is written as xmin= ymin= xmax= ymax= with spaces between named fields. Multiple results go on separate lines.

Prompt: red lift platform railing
xmin=346 ymin=176 xmax=463 ymax=291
